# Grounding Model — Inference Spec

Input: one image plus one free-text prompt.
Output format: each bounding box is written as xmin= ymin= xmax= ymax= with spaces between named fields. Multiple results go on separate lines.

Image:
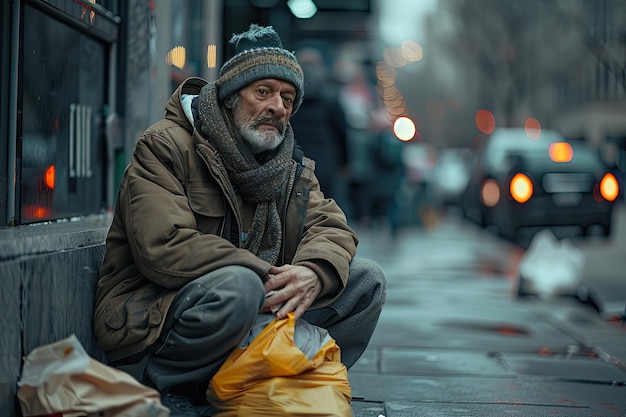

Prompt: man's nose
xmin=266 ymin=94 xmax=287 ymax=117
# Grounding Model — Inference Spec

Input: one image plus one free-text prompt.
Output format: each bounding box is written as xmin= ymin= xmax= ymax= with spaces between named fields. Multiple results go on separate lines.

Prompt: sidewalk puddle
xmin=439 ymin=320 xmax=530 ymax=336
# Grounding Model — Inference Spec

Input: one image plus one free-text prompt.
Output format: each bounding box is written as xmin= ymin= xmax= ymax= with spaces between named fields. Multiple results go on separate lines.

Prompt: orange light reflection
xmin=22 ymin=205 xmax=52 ymax=219
xmin=548 ymin=142 xmax=573 ymax=163
xmin=45 ymin=165 xmax=55 ymax=189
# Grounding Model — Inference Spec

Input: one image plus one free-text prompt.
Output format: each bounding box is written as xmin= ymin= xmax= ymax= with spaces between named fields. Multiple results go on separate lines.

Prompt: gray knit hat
xmin=216 ymin=24 xmax=304 ymax=112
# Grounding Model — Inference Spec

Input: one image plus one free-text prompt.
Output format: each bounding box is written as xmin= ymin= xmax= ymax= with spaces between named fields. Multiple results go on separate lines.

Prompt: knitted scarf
xmin=196 ymin=82 xmax=293 ymax=264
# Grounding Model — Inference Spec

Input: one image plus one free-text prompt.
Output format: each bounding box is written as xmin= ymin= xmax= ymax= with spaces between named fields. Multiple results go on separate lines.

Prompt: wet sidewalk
xmin=348 ymin=215 xmax=626 ymax=416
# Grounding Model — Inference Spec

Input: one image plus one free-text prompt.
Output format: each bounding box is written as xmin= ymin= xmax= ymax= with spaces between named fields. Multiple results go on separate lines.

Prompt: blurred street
xmin=347 ymin=203 xmax=626 ymax=416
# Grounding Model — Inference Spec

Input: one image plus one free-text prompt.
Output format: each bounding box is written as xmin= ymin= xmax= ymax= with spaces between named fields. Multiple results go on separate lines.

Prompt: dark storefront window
xmin=1 ymin=1 xmax=9 ymax=226
xmin=169 ymin=0 xmax=205 ymax=91
xmin=19 ymin=5 xmax=107 ymax=223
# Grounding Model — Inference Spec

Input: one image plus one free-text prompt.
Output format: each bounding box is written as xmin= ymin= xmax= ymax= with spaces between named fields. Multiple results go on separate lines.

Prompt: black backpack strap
xmin=293 ymin=144 xmax=304 ymax=166
xmin=293 ymin=144 xmax=306 ymax=180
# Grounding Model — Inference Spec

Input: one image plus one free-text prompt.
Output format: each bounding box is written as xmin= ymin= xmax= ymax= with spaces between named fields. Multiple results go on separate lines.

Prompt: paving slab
xmin=377 ymin=400 xmax=625 ymax=417
xmin=348 ymin=374 xmax=626 ymax=412
xmin=379 ymin=347 xmax=514 ymax=377
xmin=503 ymin=353 xmax=626 ymax=381
xmin=351 ymin=400 xmax=385 ymax=417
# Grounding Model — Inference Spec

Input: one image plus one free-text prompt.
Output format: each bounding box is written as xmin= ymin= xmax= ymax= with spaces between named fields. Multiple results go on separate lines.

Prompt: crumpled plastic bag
xmin=516 ymin=228 xmax=585 ymax=300
xmin=17 ymin=334 xmax=169 ymax=417
xmin=207 ymin=313 xmax=353 ymax=417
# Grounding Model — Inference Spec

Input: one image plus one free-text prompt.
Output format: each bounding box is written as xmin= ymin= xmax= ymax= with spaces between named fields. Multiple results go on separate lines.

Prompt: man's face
xmin=231 ymin=78 xmax=297 ymax=154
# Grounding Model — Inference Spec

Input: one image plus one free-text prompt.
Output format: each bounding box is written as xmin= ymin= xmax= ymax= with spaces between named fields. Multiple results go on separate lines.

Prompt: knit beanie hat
xmin=216 ymin=24 xmax=304 ymax=112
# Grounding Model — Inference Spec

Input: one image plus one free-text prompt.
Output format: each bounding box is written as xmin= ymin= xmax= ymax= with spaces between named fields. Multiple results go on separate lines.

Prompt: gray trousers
xmin=145 ymin=258 xmax=386 ymax=390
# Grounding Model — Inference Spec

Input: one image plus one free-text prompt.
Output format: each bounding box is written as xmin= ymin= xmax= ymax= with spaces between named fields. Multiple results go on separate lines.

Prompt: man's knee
xmin=193 ymin=265 xmax=266 ymax=326
xmin=350 ymin=258 xmax=387 ymax=301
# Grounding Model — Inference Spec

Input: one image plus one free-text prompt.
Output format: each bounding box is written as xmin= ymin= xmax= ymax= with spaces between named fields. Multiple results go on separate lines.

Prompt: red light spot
xmin=524 ymin=118 xmax=542 ymax=140
xmin=538 ymin=347 xmax=553 ymax=356
xmin=481 ymin=179 xmax=500 ymax=207
xmin=593 ymin=183 xmax=603 ymax=202
xmin=497 ymin=325 xmax=526 ymax=336
xmin=555 ymin=399 xmax=578 ymax=405
xmin=475 ymin=109 xmax=495 ymax=134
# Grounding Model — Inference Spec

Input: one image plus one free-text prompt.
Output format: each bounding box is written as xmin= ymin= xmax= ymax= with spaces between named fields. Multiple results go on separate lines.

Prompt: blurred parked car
xmin=461 ymin=128 xmax=620 ymax=244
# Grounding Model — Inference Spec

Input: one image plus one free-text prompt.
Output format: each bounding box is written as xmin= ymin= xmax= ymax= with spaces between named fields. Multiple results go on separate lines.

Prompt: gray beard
xmin=239 ymin=125 xmax=284 ymax=154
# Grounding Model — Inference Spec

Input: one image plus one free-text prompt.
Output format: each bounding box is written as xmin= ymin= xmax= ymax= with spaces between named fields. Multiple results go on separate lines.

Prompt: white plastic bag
xmin=516 ymin=229 xmax=585 ymax=300
xmin=17 ymin=334 xmax=169 ymax=417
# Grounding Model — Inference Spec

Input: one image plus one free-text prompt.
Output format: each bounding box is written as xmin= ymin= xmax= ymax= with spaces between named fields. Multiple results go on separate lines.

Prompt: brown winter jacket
xmin=93 ymin=77 xmax=358 ymax=362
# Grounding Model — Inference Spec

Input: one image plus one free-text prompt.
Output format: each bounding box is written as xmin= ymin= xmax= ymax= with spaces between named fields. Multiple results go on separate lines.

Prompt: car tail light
xmin=599 ymin=172 xmax=619 ymax=202
xmin=548 ymin=142 xmax=573 ymax=163
xmin=510 ymin=173 xmax=533 ymax=203
xmin=481 ymin=179 xmax=500 ymax=207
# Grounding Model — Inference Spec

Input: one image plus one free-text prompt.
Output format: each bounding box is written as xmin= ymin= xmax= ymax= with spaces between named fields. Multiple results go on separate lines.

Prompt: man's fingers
xmin=276 ymin=296 xmax=301 ymax=319
xmin=264 ymin=271 xmax=291 ymax=292
xmin=263 ymin=265 xmax=319 ymax=319
xmin=291 ymin=303 xmax=308 ymax=320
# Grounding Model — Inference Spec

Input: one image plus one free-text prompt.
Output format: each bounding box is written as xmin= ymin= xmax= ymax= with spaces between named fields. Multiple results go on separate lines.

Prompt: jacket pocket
xmin=101 ymin=283 xmax=167 ymax=350
xmin=187 ymin=182 xmax=225 ymax=235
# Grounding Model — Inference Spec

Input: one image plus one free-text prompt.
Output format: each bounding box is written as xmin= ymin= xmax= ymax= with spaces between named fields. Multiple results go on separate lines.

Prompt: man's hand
xmin=262 ymin=264 xmax=322 ymax=319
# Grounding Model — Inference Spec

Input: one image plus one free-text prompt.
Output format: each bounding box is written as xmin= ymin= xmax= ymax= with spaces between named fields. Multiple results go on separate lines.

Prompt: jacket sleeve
xmin=291 ymin=168 xmax=358 ymax=305
xmin=120 ymin=130 xmax=270 ymax=289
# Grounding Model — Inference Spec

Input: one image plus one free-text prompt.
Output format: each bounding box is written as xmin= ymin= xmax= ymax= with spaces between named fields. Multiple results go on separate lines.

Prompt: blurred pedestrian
xmin=290 ymin=47 xmax=349 ymax=205
xmin=93 ymin=24 xmax=386 ymax=416
xmin=369 ymin=128 xmax=405 ymax=234
xmin=336 ymin=58 xmax=400 ymax=230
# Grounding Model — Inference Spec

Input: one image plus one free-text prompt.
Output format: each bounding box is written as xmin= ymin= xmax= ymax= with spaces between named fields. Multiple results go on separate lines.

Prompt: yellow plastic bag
xmin=206 ymin=313 xmax=353 ymax=417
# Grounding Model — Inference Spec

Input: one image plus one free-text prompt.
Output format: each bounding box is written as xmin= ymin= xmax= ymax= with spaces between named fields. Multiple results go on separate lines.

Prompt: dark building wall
xmin=0 ymin=216 xmax=110 ymax=416
xmin=0 ymin=259 xmax=21 ymax=416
